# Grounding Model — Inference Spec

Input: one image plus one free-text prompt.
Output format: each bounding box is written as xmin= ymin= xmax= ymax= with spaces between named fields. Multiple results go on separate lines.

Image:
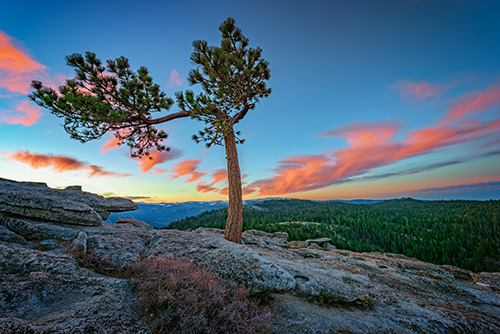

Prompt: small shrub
xmin=132 ymin=257 xmax=277 ymax=334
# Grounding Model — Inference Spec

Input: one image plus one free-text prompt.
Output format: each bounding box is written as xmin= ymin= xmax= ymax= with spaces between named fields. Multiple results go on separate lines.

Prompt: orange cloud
xmin=394 ymin=80 xmax=444 ymax=101
xmin=155 ymin=168 xmax=167 ymax=174
xmin=209 ymin=169 xmax=228 ymax=186
xmin=135 ymin=149 xmax=182 ymax=173
xmin=196 ymin=183 xmax=219 ymax=193
xmin=166 ymin=69 xmax=183 ymax=88
xmin=101 ymin=136 xmax=121 ymax=154
xmin=0 ymin=31 xmax=47 ymax=94
xmin=170 ymin=159 xmax=206 ymax=183
xmin=1 ymin=101 xmax=42 ymax=126
xmin=251 ymin=81 xmax=500 ymax=196
xmin=196 ymin=182 xmax=229 ymax=195
xmin=6 ymin=150 xmax=130 ymax=178
xmin=100 ymin=128 xmax=134 ymax=154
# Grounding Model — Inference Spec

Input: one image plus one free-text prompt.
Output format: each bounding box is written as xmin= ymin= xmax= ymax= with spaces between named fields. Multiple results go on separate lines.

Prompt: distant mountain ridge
xmin=105 ymin=198 xmax=384 ymax=228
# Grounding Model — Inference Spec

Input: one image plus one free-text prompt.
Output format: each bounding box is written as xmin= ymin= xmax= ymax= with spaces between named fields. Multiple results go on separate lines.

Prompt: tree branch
xmin=144 ymin=110 xmax=191 ymax=124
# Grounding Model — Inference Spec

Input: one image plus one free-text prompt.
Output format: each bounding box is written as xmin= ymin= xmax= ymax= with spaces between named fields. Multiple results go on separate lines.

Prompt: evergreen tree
xmin=28 ymin=17 xmax=271 ymax=243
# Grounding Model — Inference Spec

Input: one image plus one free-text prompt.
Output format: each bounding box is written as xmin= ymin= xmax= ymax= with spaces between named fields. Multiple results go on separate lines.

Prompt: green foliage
xmin=167 ymin=198 xmax=500 ymax=272
xmin=28 ymin=17 xmax=271 ymax=156
xmin=176 ymin=17 xmax=272 ymax=147
xmin=29 ymin=52 xmax=173 ymax=158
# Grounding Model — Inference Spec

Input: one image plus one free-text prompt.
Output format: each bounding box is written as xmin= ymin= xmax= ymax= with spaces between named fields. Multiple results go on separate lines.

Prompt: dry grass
xmin=132 ymin=257 xmax=277 ymax=334
xmin=70 ymin=249 xmax=279 ymax=333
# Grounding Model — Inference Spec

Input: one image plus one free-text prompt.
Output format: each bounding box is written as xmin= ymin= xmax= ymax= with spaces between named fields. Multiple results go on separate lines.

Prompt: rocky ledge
xmin=1 ymin=179 xmax=499 ymax=333
xmin=0 ymin=178 xmax=137 ymax=226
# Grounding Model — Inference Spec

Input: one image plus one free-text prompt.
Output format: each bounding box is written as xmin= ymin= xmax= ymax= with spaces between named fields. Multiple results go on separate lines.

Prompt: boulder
xmin=305 ymin=237 xmax=332 ymax=248
xmin=115 ymin=217 xmax=152 ymax=230
xmin=288 ymin=240 xmax=307 ymax=248
xmin=0 ymin=191 xmax=102 ymax=226
xmin=307 ymin=242 xmax=323 ymax=250
xmin=61 ymin=185 xmax=138 ymax=219
xmin=147 ymin=228 xmax=296 ymax=293
xmin=0 ymin=243 xmax=151 ymax=333
xmin=273 ymin=231 xmax=289 ymax=239
xmin=70 ymin=232 xmax=88 ymax=253
xmin=0 ymin=178 xmax=137 ymax=224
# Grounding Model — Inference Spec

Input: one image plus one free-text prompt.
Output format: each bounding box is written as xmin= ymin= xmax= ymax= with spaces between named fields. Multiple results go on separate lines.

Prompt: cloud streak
xmin=166 ymin=69 xmax=183 ymax=88
xmin=209 ymin=169 xmax=227 ymax=186
xmin=6 ymin=150 xmax=130 ymax=178
xmin=393 ymin=80 xmax=446 ymax=101
xmin=170 ymin=159 xmax=206 ymax=183
xmin=135 ymin=149 xmax=182 ymax=173
xmin=1 ymin=101 xmax=43 ymax=126
xmin=0 ymin=31 xmax=47 ymax=94
xmin=416 ymin=181 xmax=500 ymax=193
xmin=249 ymin=81 xmax=500 ymax=196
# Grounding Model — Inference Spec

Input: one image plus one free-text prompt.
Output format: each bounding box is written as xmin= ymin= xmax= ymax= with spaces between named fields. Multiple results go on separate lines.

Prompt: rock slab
xmin=0 ymin=178 xmax=138 ymax=226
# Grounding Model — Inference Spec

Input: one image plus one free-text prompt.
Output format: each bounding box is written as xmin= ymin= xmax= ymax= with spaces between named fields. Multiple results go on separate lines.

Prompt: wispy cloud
xmin=438 ymin=80 xmax=500 ymax=125
xmin=393 ymin=80 xmax=446 ymax=101
xmin=416 ymin=181 xmax=500 ymax=193
xmin=166 ymin=69 xmax=183 ymax=88
xmin=135 ymin=149 xmax=182 ymax=173
xmin=249 ymin=81 xmax=500 ymax=196
xmin=154 ymin=168 xmax=167 ymax=174
xmin=170 ymin=159 xmax=206 ymax=183
xmin=209 ymin=169 xmax=227 ymax=186
xmin=101 ymin=136 xmax=121 ymax=154
xmin=124 ymin=196 xmax=153 ymax=201
xmin=5 ymin=150 xmax=130 ymax=178
xmin=0 ymin=31 xmax=47 ymax=94
xmin=1 ymin=101 xmax=42 ymax=126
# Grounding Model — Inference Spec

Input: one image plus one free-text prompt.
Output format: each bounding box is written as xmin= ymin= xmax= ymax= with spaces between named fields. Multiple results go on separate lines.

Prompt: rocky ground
xmin=1 ymin=177 xmax=499 ymax=333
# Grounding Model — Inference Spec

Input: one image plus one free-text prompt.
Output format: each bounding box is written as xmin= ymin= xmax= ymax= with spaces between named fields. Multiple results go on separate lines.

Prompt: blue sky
xmin=1 ymin=0 xmax=499 ymax=202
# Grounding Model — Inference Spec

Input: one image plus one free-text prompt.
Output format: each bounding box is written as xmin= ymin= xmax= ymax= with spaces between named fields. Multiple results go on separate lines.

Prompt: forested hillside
xmin=167 ymin=198 xmax=500 ymax=272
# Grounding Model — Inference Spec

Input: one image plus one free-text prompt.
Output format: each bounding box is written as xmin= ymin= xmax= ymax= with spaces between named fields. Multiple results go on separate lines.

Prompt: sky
xmin=1 ymin=0 xmax=500 ymax=202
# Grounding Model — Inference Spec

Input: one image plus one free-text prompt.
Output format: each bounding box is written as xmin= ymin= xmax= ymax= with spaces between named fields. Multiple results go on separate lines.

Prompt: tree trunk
xmin=223 ymin=128 xmax=243 ymax=243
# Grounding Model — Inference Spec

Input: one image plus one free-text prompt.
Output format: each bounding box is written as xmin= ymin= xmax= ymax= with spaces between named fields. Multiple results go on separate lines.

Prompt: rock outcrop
xmin=0 ymin=178 xmax=137 ymax=226
xmin=1 ymin=180 xmax=500 ymax=333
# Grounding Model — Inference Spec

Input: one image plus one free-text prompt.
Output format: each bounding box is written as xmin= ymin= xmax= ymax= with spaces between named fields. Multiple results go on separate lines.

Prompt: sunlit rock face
xmin=1 ymin=180 xmax=499 ymax=333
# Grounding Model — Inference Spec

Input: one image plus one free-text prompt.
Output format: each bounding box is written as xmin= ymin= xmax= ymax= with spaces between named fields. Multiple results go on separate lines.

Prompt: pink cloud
xmin=1 ymin=101 xmax=43 ymax=126
xmin=135 ymin=149 xmax=182 ymax=173
xmin=170 ymin=159 xmax=206 ymax=183
xmin=6 ymin=150 xmax=130 ymax=178
xmin=155 ymin=168 xmax=167 ymax=174
xmin=101 ymin=136 xmax=121 ymax=154
xmin=250 ymin=81 xmax=500 ymax=196
xmin=166 ymin=69 xmax=183 ymax=88
xmin=0 ymin=31 xmax=47 ymax=94
xmin=196 ymin=182 xmax=219 ymax=193
xmin=209 ymin=169 xmax=228 ymax=186
xmin=196 ymin=182 xmax=229 ymax=195
xmin=394 ymin=80 xmax=445 ymax=101
xmin=439 ymin=80 xmax=500 ymax=125
xmin=100 ymin=128 xmax=133 ymax=154
xmin=194 ymin=170 xmax=253 ymax=196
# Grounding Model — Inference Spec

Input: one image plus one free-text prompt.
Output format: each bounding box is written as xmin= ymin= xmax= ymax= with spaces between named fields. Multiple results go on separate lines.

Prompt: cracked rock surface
xmin=1 ymin=179 xmax=499 ymax=333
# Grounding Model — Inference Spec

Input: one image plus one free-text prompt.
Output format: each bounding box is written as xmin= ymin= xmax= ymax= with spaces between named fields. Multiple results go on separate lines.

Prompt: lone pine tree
xmin=29 ymin=17 xmax=271 ymax=243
